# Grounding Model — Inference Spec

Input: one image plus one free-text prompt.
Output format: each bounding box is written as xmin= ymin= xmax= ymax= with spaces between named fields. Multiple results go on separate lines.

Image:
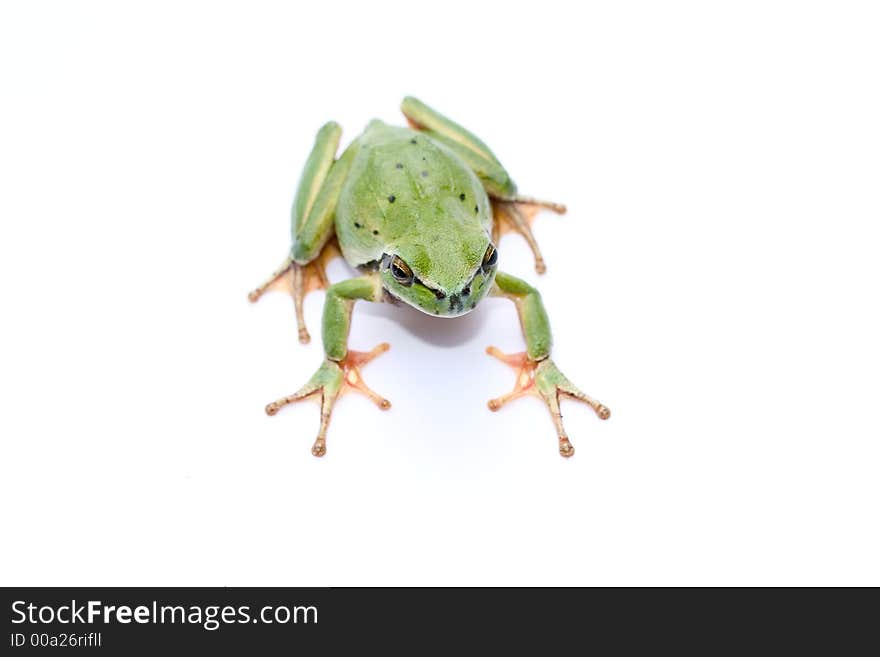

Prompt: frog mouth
xmin=419 ymin=266 xmax=485 ymax=307
xmin=395 ymin=267 xmax=496 ymax=317
xmin=374 ymin=251 xmax=497 ymax=316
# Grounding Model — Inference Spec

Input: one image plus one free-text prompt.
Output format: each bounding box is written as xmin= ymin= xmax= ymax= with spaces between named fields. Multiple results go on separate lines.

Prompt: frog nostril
xmin=462 ymin=285 xmax=471 ymax=296
xmin=434 ymin=289 xmax=446 ymax=300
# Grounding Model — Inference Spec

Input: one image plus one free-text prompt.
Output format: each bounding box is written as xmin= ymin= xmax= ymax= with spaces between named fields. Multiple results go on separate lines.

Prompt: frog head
xmin=379 ymin=217 xmax=498 ymax=317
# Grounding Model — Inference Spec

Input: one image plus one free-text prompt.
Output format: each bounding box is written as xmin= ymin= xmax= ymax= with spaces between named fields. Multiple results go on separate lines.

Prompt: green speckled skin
xmin=400 ymin=96 xmax=517 ymax=198
xmin=334 ymin=120 xmax=495 ymax=317
xmin=253 ymin=97 xmax=609 ymax=458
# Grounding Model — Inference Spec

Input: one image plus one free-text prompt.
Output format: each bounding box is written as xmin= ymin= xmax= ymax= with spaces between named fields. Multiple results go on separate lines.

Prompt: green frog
xmin=249 ymin=97 xmax=609 ymax=458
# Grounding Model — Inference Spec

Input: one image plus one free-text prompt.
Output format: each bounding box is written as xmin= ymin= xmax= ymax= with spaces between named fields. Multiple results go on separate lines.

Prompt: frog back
xmin=335 ymin=120 xmax=492 ymax=269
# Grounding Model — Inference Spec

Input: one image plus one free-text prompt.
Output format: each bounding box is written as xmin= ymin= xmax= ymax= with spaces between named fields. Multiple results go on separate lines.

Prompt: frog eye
xmin=482 ymin=244 xmax=498 ymax=272
xmin=390 ymin=255 xmax=414 ymax=286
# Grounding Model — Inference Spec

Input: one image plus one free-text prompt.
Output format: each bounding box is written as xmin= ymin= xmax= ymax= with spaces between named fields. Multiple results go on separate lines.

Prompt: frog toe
xmin=558 ymin=436 xmax=575 ymax=458
xmin=248 ymin=241 xmax=339 ymax=345
xmin=265 ymin=344 xmax=391 ymax=457
xmin=491 ymin=198 xmax=565 ymax=274
xmin=486 ymin=347 xmax=608 ymax=458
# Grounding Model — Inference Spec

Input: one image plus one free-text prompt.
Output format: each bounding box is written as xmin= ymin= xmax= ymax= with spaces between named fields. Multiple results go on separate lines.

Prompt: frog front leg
xmin=400 ymin=96 xmax=565 ymax=273
xmin=487 ymin=272 xmax=609 ymax=457
xmin=248 ymin=121 xmax=354 ymax=343
xmin=264 ymin=275 xmax=390 ymax=457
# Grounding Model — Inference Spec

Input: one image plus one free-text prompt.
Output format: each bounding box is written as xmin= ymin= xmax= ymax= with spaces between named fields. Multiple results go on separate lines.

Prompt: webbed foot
xmin=491 ymin=197 xmax=566 ymax=274
xmin=486 ymin=347 xmax=609 ymax=458
xmin=247 ymin=241 xmax=340 ymax=344
xmin=265 ymin=343 xmax=391 ymax=457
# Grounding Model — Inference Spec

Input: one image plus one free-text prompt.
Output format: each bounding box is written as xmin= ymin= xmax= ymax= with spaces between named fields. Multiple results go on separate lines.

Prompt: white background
xmin=1 ymin=1 xmax=878 ymax=586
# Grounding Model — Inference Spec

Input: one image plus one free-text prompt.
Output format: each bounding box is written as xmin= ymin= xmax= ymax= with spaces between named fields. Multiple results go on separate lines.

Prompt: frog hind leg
xmin=491 ymin=199 xmax=566 ymax=274
xmin=401 ymin=96 xmax=565 ymax=274
xmin=487 ymin=272 xmax=609 ymax=457
xmin=264 ymin=275 xmax=390 ymax=457
xmin=248 ymin=239 xmax=339 ymax=344
xmin=248 ymin=121 xmax=357 ymax=344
